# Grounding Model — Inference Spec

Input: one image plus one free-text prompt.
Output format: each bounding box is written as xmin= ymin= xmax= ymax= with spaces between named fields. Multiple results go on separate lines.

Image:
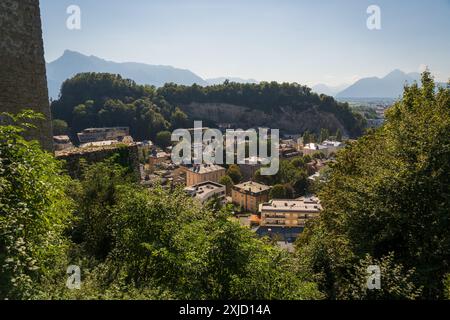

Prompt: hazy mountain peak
xmin=46 ymin=50 xmax=208 ymax=99
xmin=385 ymin=69 xmax=405 ymax=76
xmin=62 ymin=49 xmax=80 ymax=56
xmin=383 ymin=69 xmax=408 ymax=81
xmin=58 ymin=49 xmax=93 ymax=61
xmin=337 ymin=69 xmax=420 ymax=98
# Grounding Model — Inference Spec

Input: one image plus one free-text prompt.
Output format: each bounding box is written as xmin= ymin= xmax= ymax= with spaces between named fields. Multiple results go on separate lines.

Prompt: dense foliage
xmin=296 ymin=72 xmax=450 ymax=299
xmin=51 ymin=73 xmax=175 ymax=140
xmin=255 ymin=156 xmax=312 ymax=198
xmin=158 ymin=81 xmax=365 ymax=136
xmin=62 ymin=163 xmax=323 ymax=300
xmin=52 ymin=119 xmax=69 ymax=135
xmin=219 ymin=175 xmax=234 ymax=195
xmin=0 ymin=112 xmax=321 ymax=300
xmin=226 ymin=165 xmax=243 ymax=184
xmin=51 ymin=73 xmax=365 ymax=143
xmin=0 ymin=111 xmax=73 ymax=299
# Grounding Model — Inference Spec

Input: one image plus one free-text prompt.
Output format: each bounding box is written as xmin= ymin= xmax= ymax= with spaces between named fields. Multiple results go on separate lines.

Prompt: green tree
xmin=156 ymin=131 xmax=172 ymax=149
xmin=444 ymin=274 xmax=450 ymax=299
xmin=312 ymin=152 xmax=326 ymax=160
xmin=219 ymin=175 xmax=234 ymax=195
xmin=88 ymin=184 xmax=323 ymax=300
xmin=338 ymin=253 xmax=422 ymax=300
xmin=270 ymin=184 xmax=287 ymax=199
xmin=291 ymin=157 xmax=306 ymax=169
xmin=51 ymin=73 xmax=171 ymax=140
xmin=0 ymin=111 xmax=73 ymax=299
xmin=292 ymin=170 xmax=309 ymax=196
xmin=170 ymin=107 xmax=189 ymax=129
xmin=335 ymin=128 xmax=343 ymax=142
xmin=159 ymin=81 xmax=365 ymax=137
xmin=69 ymin=158 xmax=131 ymax=259
xmin=303 ymin=131 xmax=312 ymax=144
xmin=52 ymin=119 xmax=69 ymax=135
xmin=297 ymin=72 xmax=450 ymax=299
xmin=227 ymin=165 xmax=243 ymax=184
xmin=319 ymin=128 xmax=329 ymax=143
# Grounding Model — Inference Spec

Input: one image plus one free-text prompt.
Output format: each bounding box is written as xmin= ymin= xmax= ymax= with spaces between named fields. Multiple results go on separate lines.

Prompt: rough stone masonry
xmin=0 ymin=0 xmax=53 ymax=151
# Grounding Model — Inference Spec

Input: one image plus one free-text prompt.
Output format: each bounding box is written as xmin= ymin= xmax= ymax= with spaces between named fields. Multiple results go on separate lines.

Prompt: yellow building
xmin=186 ymin=164 xmax=226 ymax=187
xmin=259 ymin=197 xmax=322 ymax=228
xmin=232 ymin=181 xmax=271 ymax=213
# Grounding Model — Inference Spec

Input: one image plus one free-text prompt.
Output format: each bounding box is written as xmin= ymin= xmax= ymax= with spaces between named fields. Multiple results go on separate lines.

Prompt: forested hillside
xmin=51 ymin=73 xmax=183 ymax=140
xmin=159 ymin=81 xmax=365 ymax=136
xmin=51 ymin=73 xmax=365 ymax=140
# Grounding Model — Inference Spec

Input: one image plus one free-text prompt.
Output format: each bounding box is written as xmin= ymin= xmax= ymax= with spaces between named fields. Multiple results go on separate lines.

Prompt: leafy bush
xmin=296 ymin=72 xmax=450 ymax=299
xmin=0 ymin=111 xmax=73 ymax=299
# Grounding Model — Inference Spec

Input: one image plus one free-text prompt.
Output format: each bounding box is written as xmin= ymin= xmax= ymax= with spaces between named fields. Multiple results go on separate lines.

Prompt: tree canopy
xmin=51 ymin=73 xmax=365 ymax=143
xmin=0 ymin=111 xmax=73 ymax=299
xmin=51 ymin=73 xmax=178 ymax=141
xmin=296 ymin=72 xmax=450 ymax=299
xmin=0 ymin=111 xmax=322 ymax=300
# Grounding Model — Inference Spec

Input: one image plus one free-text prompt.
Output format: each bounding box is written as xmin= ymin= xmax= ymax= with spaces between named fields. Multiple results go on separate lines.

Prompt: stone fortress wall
xmin=0 ymin=0 xmax=53 ymax=151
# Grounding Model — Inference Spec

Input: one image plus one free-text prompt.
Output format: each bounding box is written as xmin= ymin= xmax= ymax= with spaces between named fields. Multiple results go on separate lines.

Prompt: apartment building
xmin=259 ymin=197 xmax=322 ymax=228
xmin=186 ymin=164 xmax=226 ymax=187
xmin=232 ymin=181 xmax=271 ymax=213
xmin=184 ymin=181 xmax=226 ymax=205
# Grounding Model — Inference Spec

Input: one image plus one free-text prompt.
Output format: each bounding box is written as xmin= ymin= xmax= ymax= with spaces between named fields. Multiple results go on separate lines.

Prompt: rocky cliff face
xmin=0 ymin=0 xmax=53 ymax=151
xmin=181 ymin=102 xmax=346 ymax=134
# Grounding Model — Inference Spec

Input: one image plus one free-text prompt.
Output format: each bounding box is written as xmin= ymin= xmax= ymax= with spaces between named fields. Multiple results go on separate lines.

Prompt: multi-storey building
xmin=184 ymin=181 xmax=226 ymax=205
xmin=259 ymin=197 xmax=322 ymax=228
xmin=232 ymin=181 xmax=271 ymax=213
xmin=186 ymin=164 xmax=226 ymax=187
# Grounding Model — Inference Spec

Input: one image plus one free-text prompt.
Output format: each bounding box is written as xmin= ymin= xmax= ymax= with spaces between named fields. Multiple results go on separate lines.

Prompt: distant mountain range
xmin=335 ymin=70 xmax=422 ymax=99
xmin=46 ymin=50 xmax=209 ymax=99
xmin=46 ymin=50 xmax=261 ymax=99
xmin=313 ymin=70 xmax=447 ymax=99
xmin=46 ymin=51 xmax=446 ymax=100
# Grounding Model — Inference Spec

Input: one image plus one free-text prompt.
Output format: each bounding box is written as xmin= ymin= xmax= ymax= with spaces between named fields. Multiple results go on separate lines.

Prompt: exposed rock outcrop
xmin=181 ymin=102 xmax=346 ymax=134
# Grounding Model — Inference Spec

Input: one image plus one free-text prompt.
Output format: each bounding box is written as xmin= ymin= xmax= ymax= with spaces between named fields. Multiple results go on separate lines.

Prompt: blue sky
xmin=40 ymin=0 xmax=450 ymax=86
